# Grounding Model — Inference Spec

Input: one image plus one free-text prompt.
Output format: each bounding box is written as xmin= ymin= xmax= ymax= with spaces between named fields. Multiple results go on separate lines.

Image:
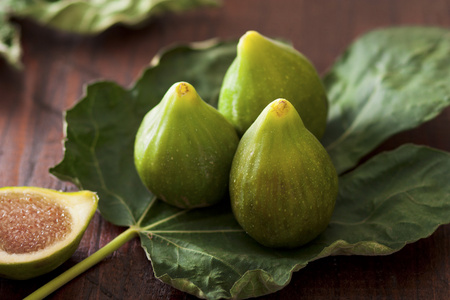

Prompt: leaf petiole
xmin=24 ymin=227 xmax=139 ymax=300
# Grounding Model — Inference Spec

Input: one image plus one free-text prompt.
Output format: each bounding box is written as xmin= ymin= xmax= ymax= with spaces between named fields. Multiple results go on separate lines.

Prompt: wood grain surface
xmin=1 ymin=0 xmax=449 ymax=299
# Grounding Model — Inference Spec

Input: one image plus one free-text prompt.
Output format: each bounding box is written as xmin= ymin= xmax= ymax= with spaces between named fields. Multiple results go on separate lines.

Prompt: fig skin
xmin=230 ymin=99 xmax=338 ymax=248
xmin=218 ymin=30 xmax=328 ymax=138
xmin=134 ymin=82 xmax=240 ymax=209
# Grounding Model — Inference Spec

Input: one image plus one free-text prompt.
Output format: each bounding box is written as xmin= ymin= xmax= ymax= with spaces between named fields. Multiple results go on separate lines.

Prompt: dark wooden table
xmin=1 ymin=1 xmax=449 ymax=299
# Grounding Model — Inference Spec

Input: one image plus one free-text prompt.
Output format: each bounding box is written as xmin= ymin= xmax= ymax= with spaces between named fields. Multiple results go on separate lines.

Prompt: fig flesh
xmin=0 ymin=186 xmax=98 ymax=280
xmin=134 ymin=82 xmax=239 ymax=209
xmin=218 ymin=30 xmax=328 ymax=138
xmin=230 ymin=99 xmax=338 ymax=248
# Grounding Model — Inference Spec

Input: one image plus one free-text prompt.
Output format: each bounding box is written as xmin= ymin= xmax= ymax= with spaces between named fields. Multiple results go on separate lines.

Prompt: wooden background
xmin=1 ymin=0 xmax=449 ymax=299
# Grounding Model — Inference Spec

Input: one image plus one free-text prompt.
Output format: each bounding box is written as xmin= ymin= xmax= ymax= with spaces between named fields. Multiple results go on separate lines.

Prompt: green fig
xmin=230 ymin=99 xmax=338 ymax=248
xmin=218 ymin=30 xmax=328 ymax=138
xmin=134 ymin=82 xmax=239 ymax=209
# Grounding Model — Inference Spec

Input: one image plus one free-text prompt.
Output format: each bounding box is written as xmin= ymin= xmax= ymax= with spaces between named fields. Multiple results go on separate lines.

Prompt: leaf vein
xmin=88 ymin=91 xmax=136 ymax=224
xmin=152 ymin=233 xmax=243 ymax=277
xmin=143 ymin=209 xmax=190 ymax=231
xmin=150 ymin=229 xmax=245 ymax=234
xmin=331 ymin=183 xmax=428 ymax=226
xmin=136 ymin=196 xmax=158 ymax=227
xmin=326 ymin=77 xmax=381 ymax=152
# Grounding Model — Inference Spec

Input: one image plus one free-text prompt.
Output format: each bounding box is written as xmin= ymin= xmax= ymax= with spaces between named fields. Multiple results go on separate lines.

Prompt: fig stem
xmin=24 ymin=227 xmax=139 ymax=300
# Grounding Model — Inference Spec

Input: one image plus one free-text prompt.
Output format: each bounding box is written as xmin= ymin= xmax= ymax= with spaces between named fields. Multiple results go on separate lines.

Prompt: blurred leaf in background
xmin=0 ymin=0 xmax=23 ymax=68
xmin=0 ymin=0 xmax=222 ymax=68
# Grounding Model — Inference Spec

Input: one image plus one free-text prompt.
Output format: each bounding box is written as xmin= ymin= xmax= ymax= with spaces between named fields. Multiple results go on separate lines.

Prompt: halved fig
xmin=0 ymin=186 xmax=98 ymax=280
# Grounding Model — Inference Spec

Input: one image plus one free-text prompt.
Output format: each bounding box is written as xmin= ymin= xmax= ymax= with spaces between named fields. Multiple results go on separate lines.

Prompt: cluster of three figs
xmin=134 ymin=31 xmax=338 ymax=249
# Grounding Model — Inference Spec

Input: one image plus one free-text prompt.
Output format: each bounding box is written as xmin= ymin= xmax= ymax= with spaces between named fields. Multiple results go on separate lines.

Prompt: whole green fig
xmin=230 ymin=98 xmax=338 ymax=248
xmin=218 ymin=30 xmax=328 ymax=138
xmin=134 ymin=82 xmax=239 ymax=209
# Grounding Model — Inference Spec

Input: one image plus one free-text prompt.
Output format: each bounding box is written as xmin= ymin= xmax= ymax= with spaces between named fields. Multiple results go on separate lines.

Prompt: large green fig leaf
xmin=322 ymin=27 xmax=450 ymax=174
xmin=51 ymin=29 xmax=450 ymax=299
